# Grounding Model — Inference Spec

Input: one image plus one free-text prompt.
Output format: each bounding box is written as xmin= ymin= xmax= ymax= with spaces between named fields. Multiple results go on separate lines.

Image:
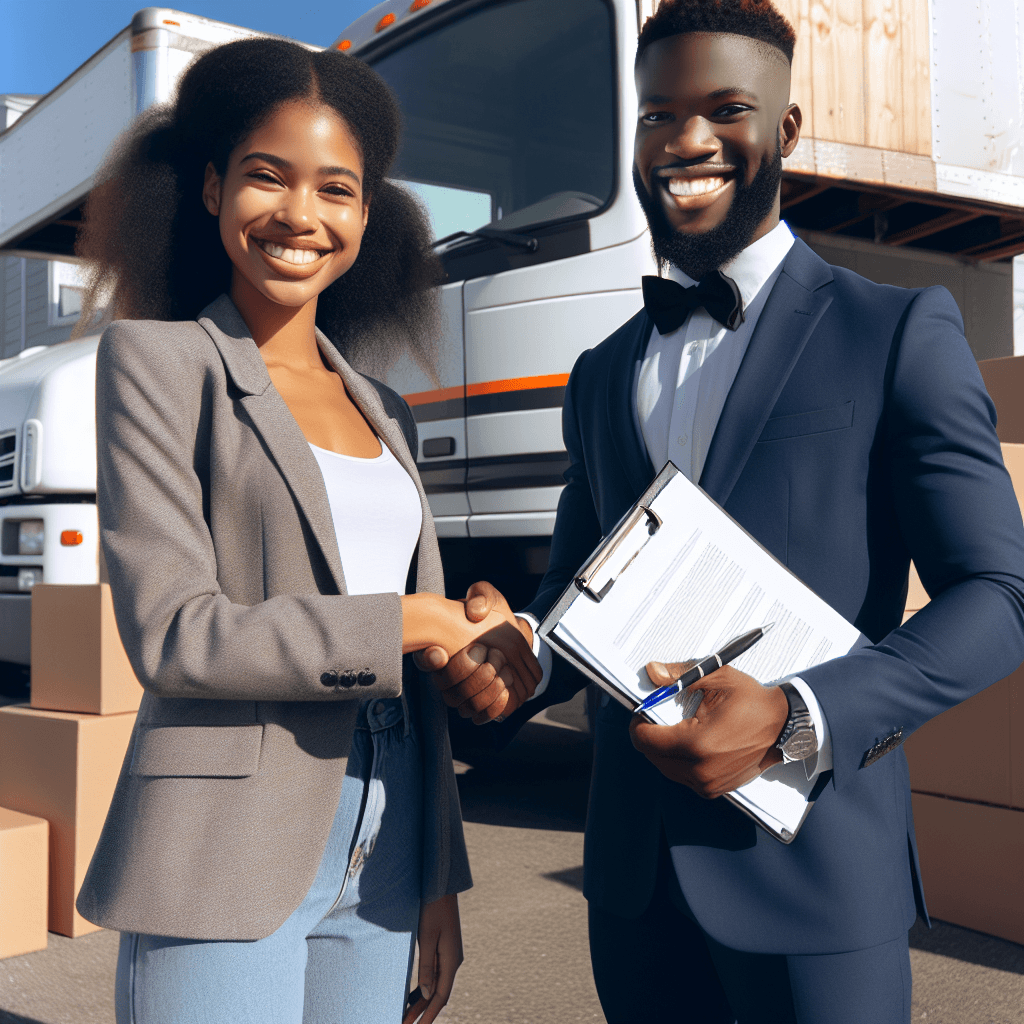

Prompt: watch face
xmin=783 ymin=728 xmax=818 ymax=761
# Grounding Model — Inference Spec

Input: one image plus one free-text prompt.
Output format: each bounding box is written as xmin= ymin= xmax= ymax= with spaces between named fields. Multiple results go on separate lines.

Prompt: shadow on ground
xmin=456 ymin=711 xmax=593 ymax=833
xmin=910 ymin=917 xmax=1024 ymax=974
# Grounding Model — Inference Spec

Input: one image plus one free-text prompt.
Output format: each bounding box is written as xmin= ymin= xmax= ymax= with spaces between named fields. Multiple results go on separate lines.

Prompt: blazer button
xmin=340 ymin=672 xmax=357 ymax=688
xmin=320 ymin=671 xmax=337 ymax=687
xmin=357 ymin=671 xmax=376 ymax=686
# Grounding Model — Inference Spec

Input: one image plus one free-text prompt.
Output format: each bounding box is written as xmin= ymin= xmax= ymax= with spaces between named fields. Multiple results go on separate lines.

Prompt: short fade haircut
xmin=637 ymin=0 xmax=797 ymax=65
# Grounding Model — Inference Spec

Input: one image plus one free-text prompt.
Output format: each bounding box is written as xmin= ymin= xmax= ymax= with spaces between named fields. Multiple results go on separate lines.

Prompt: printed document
xmin=547 ymin=468 xmax=866 ymax=839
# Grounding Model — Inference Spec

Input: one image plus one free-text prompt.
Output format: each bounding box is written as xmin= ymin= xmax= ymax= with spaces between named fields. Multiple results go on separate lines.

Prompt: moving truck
xmin=2 ymin=0 xmax=1024 ymax=686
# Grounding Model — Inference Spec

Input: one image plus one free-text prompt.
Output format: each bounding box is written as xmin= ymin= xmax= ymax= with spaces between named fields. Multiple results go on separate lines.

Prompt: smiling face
xmin=202 ymin=99 xmax=368 ymax=313
xmin=634 ymin=32 xmax=800 ymax=275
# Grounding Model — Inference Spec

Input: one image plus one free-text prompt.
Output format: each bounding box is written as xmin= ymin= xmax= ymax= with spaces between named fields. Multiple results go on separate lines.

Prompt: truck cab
xmin=1 ymin=0 xmax=1022 ymax=683
xmin=0 ymin=337 xmax=100 ymax=675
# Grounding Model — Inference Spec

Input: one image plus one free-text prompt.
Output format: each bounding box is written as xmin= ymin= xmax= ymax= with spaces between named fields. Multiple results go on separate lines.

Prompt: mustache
xmin=632 ymin=142 xmax=782 ymax=280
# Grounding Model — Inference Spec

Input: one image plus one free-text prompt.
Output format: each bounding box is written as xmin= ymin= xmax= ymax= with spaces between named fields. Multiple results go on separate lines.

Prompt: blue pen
xmin=634 ymin=623 xmax=774 ymax=715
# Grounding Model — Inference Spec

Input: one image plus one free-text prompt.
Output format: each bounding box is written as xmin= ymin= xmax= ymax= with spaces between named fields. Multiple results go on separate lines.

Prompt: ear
xmin=202 ymin=162 xmax=223 ymax=217
xmin=780 ymin=103 xmax=802 ymax=159
xmin=362 ymin=197 xmax=370 ymax=230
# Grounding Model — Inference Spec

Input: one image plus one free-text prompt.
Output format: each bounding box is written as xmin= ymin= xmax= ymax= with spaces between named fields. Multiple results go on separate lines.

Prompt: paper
xmin=546 ymin=467 xmax=865 ymax=839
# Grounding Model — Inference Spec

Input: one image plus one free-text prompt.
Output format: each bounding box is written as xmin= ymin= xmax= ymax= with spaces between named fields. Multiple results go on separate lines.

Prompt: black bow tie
xmin=642 ymin=271 xmax=745 ymax=334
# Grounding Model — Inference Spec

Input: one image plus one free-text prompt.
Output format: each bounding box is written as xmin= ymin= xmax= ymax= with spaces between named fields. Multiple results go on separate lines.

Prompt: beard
xmin=634 ymin=140 xmax=783 ymax=280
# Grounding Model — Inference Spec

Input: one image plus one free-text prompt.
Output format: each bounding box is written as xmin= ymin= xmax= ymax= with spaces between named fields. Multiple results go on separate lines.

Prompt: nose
xmin=664 ymin=116 xmax=720 ymax=163
xmin=273 ymin=186 xmax=317 ymax=233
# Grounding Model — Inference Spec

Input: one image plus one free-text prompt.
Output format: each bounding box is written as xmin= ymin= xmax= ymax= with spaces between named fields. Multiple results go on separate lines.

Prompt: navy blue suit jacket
xmin=515 ymin=238 xmax=1024 ymax=954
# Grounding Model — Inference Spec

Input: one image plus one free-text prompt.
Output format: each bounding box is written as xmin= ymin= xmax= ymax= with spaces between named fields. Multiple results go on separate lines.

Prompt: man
xmin=424 ymin=1 xmax=1024 ymax=1020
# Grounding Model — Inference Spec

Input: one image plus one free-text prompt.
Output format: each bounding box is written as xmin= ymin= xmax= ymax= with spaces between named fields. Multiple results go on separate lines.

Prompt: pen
xmin=633 ymin=623 xmax=774 ymax=714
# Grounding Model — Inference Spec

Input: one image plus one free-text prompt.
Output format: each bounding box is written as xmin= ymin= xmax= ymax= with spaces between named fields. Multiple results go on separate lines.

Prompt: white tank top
xmin=308 ymin=441 xmax=422 ymax=596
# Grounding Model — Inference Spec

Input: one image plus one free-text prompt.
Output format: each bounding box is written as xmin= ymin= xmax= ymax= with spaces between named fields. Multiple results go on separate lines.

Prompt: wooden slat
xmin=863 ymin=0 xmax=904 ymax=151
xmin=780 ymin=180 xmax=831 ymax=209
xmin=810 ymin=0 xmax=866 ymax=145
xmin=969 ymin=232 xmax=1024 ymax=262
xmin=900 ymin=0 xmax=932 ymax=156
xmin=883 ymin=209 xmax=979 ymax=245
xmin=959 ymin=221 xmax=1024 ymax=255
xmin=775 ymin=0 xmax=816 ymax=141
xmin=822 ymin=193 xmax=904 ymax=232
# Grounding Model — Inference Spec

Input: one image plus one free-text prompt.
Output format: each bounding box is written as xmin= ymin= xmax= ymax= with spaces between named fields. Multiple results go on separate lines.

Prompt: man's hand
xmin=415 ymin=582 xmax=541 ymax=724
xmin=629 ymin=663 xmax=788 ymax=798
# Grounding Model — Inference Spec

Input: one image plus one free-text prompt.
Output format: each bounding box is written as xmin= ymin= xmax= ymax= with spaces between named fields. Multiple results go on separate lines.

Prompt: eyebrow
xmin=640 ymin=87 xmax=759 ymax=105
xmin=240 ymin=152 xmax=361 ymax=184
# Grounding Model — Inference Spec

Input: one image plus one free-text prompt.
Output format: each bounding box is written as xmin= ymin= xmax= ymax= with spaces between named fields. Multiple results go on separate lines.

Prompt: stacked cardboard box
xmin=0 ymin=584 xmax=140 ymax=943
xmin=903 ymin=436 xmax=1024 ymax=945
xmin=0 ymin=808 xmax=48 ymax=958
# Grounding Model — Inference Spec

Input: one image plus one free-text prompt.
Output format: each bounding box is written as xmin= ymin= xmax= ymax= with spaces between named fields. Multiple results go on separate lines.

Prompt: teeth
xmin=256 ymin=239 xmax=326 ymax=265
xmin=667 ymin=176 xmax=726 ymax=197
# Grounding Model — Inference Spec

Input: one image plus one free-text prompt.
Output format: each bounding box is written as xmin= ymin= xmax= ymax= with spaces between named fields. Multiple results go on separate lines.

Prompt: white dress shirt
xmin=522 ymin=221 xmax=831 ymax=779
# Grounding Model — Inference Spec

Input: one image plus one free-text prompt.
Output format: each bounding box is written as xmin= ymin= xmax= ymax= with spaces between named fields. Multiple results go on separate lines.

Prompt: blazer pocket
xmin=130 ymin=724 xmax=264 ymax=778
xmin=757 ymin=401 xmax=855 ymax=443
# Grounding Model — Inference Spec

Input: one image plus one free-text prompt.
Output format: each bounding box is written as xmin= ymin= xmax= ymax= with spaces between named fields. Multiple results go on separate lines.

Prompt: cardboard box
xmin=0 ymin=705 xmax=136 ymax=937
xmin=0 ymin=807 xmax=48 ymax=959
xmin=31 ymin=583 xmax=143 ymax=716
xmin=905 ymin=670 xmax=1014 ymax=807
xmin=1012 ymin=663 xmax=1024 ymax=811
xmin=979 ymin=356 xmax=1024 ymax=444
xmin=912 ymin=793 xmax=1024 ymax=945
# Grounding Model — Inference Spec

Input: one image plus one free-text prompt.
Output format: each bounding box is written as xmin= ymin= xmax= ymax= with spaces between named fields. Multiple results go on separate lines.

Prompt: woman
xmin=74 ymin=37 xmax=540 ymax=1024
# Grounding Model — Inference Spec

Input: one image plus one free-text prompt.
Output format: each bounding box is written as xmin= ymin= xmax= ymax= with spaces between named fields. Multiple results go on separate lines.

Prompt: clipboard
xmin=542 ymin=467 xmax=678 ymax=713
xmin=537 ymin=462 xmax=868 ymax=844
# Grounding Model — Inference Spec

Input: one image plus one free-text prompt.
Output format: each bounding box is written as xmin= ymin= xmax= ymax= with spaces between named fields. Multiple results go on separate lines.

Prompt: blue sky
xmin=1 ymin=0 xmax=377 ymax=95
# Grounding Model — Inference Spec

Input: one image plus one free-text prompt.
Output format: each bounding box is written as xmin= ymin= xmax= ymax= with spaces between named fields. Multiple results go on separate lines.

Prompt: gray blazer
xmin=76 ymin=294 xmax=471 ymax=941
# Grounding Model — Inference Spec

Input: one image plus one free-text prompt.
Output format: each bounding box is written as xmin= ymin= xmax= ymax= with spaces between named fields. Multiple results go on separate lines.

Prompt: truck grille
xmin=0 ymin=431 xmax=15 ymax=494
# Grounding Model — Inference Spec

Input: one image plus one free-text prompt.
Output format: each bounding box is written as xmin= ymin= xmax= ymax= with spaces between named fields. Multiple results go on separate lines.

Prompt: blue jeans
xmin=116 ymin=696 xmax=424 ymax=1024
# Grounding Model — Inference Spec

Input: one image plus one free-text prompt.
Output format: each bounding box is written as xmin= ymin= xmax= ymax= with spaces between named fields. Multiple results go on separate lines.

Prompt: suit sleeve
xmin=801 ymin=287 xmax=1024 ymax=788
xmin=96 ymin=320 xmax=406 ymax=702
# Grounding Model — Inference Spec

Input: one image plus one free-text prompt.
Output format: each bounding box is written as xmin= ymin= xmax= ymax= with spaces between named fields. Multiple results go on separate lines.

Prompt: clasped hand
xmin=629 ymin=662 xmax=789 ymax=798
xmin=410 ymin=582 xmax=542 ymax=724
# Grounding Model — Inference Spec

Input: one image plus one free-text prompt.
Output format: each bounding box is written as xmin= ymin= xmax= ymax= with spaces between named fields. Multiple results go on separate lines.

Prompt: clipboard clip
xmin=574 ymin=504 xmax=662 ymax=602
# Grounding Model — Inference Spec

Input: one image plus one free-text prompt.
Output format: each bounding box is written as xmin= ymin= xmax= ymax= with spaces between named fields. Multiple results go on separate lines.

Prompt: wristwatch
xmin=775 ymin=681 xmax=819 ymax=763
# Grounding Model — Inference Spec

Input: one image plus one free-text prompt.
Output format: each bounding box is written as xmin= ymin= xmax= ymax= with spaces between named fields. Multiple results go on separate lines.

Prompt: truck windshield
xmin=370 ymin=0 xmax=616 ymax=241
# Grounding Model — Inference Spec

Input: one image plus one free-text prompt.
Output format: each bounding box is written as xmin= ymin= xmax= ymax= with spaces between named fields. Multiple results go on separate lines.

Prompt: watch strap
xmin=776 ymin=681 xmax=817 ymax=762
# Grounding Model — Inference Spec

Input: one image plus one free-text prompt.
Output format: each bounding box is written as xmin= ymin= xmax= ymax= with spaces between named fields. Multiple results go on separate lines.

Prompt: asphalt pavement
xmin=1 ymin=695 xmax=1022 ymax=1023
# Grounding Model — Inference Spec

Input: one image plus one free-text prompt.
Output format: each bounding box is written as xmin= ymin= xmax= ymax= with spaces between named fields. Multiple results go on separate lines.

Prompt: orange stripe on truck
xmin=403 ymin=385 xmax=464 ymax=407
xmin=403 ymin=373 xmax=570 ymax=406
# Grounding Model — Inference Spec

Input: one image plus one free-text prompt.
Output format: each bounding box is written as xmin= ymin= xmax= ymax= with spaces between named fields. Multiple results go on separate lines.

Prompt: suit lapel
xmin=608 ymin=311 xmax=658 ymax=500
xmin=699 ymin=240 xmax=834 ymax=507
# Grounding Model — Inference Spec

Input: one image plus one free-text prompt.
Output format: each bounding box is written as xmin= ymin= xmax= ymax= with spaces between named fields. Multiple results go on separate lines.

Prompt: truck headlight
xmin=17 ymin=520 xmax=44 ymax=556
xmin=18 ymin=567 xmax=43 ymax=591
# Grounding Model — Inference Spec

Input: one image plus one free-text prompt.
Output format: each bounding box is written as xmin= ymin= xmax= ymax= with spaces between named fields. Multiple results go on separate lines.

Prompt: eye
xmin=640 ymin=110 xmax=673 ymax=126
xmin=320 ymin=183 xmax=357 ymax=198
xmin=712 ymin=104 xmax=752 ymax=118
xmin=248 ymin=170 xmax=280 ymax=185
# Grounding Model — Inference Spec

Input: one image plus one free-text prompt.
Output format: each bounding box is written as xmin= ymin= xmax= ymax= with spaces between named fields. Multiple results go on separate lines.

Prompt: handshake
xmin=402 ymin=580 xmax=793 ymax=798
xmin=406 ymin=581 xmax=544 ymax=724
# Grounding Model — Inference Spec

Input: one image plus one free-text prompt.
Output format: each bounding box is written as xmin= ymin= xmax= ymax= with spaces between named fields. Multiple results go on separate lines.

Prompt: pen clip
xmin=575 ymin=504 xmax=662 ymax=603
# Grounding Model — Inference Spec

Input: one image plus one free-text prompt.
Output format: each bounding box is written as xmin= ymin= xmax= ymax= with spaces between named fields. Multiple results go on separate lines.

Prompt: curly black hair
xmin=75 ymin=37 xmax=441 ymax=378
xmin=638 ymin=0 xmax=797 ymax=65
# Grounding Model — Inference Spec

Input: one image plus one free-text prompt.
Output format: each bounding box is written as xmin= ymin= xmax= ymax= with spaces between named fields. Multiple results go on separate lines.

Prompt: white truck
xmin=2 ymin=0 xmax=1023 ymax=687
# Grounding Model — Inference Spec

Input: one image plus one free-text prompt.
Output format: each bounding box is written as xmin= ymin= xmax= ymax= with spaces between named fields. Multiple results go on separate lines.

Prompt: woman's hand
xmin=416 ymin=582 xmax=542 ymax=723
xmin=414 ymin=893 xmax=463 ymax=1024
xmin=402 ymin=592 xmax=541 ymax=717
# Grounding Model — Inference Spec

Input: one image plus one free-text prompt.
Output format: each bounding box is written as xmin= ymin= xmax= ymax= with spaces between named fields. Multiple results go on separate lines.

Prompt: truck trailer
xmin=1 ymin=0 xmax=1023 ymax=689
